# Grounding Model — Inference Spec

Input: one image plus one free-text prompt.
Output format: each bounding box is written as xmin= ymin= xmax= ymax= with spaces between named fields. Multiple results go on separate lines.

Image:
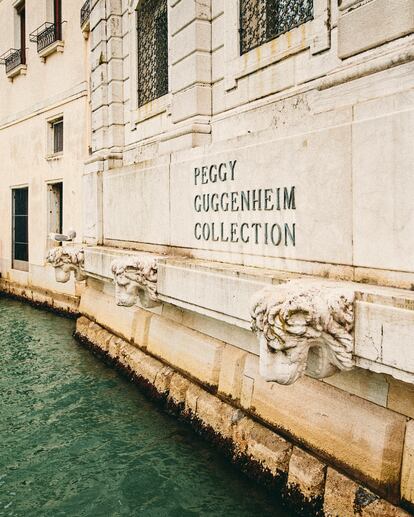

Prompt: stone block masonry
xmin=74 ymin=315 xmax=412 ymax=517
xmin=0 ymin=278 xmax=80 ymax=317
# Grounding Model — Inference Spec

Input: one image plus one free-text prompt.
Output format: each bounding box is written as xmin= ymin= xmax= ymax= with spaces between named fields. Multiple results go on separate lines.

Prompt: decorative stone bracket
xmin=250 ymin=280 xmax=355 ymax=385
xmin=110 ymin=254 xmax=163 ymax=309
xmin=46 ymin=246 xmax=86 ymax=283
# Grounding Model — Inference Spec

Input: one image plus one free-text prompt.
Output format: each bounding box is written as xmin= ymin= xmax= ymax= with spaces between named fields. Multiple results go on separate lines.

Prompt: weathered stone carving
xmin=46 ymin=246 xmax=86 ymax=283
xmin=251 ymin=280 xmax=355 ymax=385
xmin=111 ymin=254 xmax=162 ymax=308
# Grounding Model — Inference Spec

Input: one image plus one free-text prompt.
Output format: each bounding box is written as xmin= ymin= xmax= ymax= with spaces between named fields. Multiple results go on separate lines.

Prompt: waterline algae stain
xmin=0 ymin=298 xmax=293 ymax=517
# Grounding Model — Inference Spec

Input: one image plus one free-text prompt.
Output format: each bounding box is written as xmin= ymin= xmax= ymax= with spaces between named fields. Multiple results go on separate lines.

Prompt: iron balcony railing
xmin=29 ymin=22 xmax=62 ymax=53
xmin=80 ymin=0 xmax=91 ymax=28
xmin=0 ymin=48 xmax=25 ymax=74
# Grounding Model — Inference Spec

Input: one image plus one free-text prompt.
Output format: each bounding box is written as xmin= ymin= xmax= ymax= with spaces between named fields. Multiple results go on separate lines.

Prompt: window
xmin=54 ymin=0 xmax=62 ymax=40
xmin=137 ymin=0 xmax=168 ymax=108
xmin=240 ymin=0 xmax=313 ymax=55
xmin=17 ymin=1 xmax=26 ymax=65
xmin=50 ymin=117 xmax=63 ymax=155
xmin=80 ymin=0 xmax=91 ymax=30
xmin=29 ymin=0 xmax=63 ymax=55
xmin=12 ymin=187 xmax=29 ymax=271
xmin=0 ymin=0 xmax=26 ymax=75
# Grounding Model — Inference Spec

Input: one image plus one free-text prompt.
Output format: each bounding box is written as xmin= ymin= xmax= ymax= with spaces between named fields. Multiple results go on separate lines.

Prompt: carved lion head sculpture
xmin=46 ymin=247 xmax=85 ymax=283
xmin=250 ymin=280 xmax=355 ymax=385
xmin=111 ymin=255 xmax=160 ymax=308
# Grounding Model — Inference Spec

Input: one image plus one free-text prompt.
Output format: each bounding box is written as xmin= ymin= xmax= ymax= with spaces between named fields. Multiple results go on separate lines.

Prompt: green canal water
xmin=0 ymin=298 xmax=294 ymax=517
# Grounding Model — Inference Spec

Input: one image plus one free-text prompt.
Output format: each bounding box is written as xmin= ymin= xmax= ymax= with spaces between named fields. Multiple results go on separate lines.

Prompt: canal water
xmin=0 ymin=298 xmax=294 ymax=517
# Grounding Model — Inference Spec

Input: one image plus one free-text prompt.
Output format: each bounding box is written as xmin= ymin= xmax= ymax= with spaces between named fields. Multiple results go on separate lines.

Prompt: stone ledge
xmin=74 ymin=315 xmax=411 ymax=517
xmin=158 ymin=258 xmax=414 ymax=385
xmin=338 ymin=0 xmax=414 ymax=59
xmin=324 ymin=468 xmax=410 ymax=517
xmin=82 ymin=249 xmax=414 ymax=385
xmin=79 ymin=288 xmax=407 ymax=500
xmin=6 ymin=63 xmax=27 ymax=81
xmin=240 ymin=354 xmax=406 ymax=502
xmin=0 ymin=278 xmax=79 ymax=317
xmin=38 ymin=40 xmax=64 ymax=62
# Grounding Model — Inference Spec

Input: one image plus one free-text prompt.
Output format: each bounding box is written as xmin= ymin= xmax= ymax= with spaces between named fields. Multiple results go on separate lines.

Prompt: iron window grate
xmin=80 ymin=0 xmax=90 ymax=28
xmin=53 ymin=119 xmax=64 ymax=154
xmin=137 ymin=0 xmax=169 ymax=108
xmin=240 ymin=0 xmax=313 ymax=55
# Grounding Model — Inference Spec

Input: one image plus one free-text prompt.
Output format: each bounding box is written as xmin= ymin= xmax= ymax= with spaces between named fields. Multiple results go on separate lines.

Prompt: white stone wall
xmin=85 ymin=0 xmax=414 ymax=399
xmin=90 ymin=0 xmax=414 ymax=288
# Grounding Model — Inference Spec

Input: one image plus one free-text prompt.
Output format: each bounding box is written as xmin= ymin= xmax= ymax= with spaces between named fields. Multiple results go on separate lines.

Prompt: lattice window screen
xmin=137 ymin=0 xmax=169 ymax=108
xmin=240 ymin=0 xmax=313 ymax=55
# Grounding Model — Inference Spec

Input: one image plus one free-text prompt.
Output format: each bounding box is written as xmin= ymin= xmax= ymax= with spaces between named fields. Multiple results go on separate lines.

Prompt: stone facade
xmin=1 ymin=0 xmax=414 ymax=514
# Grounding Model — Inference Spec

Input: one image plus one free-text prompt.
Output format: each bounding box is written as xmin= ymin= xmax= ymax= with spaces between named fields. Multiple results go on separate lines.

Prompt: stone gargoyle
xmin=110 ymin=254 xmax=162 ymax=308
xmin=250 ymin=280 xmax=355 ymax=385
xmin=46 ymin=246 xmax=86 ymax=283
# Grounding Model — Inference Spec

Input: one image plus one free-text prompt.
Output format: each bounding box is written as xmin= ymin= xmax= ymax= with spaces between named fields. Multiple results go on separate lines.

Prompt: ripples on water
xmin=0 ymin=298 xmax=294 ymax=516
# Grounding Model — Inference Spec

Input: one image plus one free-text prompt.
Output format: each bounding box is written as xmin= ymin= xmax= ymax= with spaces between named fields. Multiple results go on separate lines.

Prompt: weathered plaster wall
xmin=0 ymin=0 xmax=88 ymax=293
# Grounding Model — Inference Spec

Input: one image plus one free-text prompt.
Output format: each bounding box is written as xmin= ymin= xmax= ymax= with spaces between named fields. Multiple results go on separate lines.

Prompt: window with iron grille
xmin=52 ymin=118 xmax=63 ymax=154
xmin=137 ymin=0 xmax=168 ymax=108
xmin=240 ymin=0 xmax=313 ymax=55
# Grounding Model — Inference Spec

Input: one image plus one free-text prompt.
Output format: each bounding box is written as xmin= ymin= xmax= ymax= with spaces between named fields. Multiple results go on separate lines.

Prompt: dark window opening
xmin=54 ymin=0 xmax=62 ymax=39
xmin=240 ymin=0 xmax=313 ymax=55
xmin=17 ymin=2 xmax=26 ymax=64
xmin=137 ymin=0 xmax=168 ymax=108
xmin=52 ymin=119 xmax=63 ymax=154
xmin=12 ymin=187 xmax=29 ymax=270
xmin=48 ymin=182 xmax=63 ymax=245
xmin=28 ymin=0 xmax=63 ymax=53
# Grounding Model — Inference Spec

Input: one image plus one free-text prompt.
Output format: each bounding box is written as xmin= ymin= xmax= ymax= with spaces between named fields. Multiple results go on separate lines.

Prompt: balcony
xmin=80 ymin=0 xmax=91 ymax=35
xmin=29 ymin=22 xmax=64 ymax=61
xmin=0 ymin=48 xmax=26 ymax=80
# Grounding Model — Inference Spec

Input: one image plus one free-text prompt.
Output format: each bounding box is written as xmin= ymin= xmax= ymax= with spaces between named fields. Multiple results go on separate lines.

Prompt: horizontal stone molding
xmin=251 ymin=280 xmax=355 ymax=385
xmin=0 ymin=277 xmax=80 ymax=315
xmin=338 ymin=0 xmax=414 ymax=59
xmin=46 ymin=246 xmax=86 ymax=283
xmin=81 ymin=250 xmax=414 ymax=385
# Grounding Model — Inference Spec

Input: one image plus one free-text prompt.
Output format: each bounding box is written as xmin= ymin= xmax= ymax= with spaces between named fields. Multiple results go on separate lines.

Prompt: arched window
xmin=137 ymin=0 xmax=168 ymax=107
xmin=240 ymin=0 xmax=313 ymax=55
